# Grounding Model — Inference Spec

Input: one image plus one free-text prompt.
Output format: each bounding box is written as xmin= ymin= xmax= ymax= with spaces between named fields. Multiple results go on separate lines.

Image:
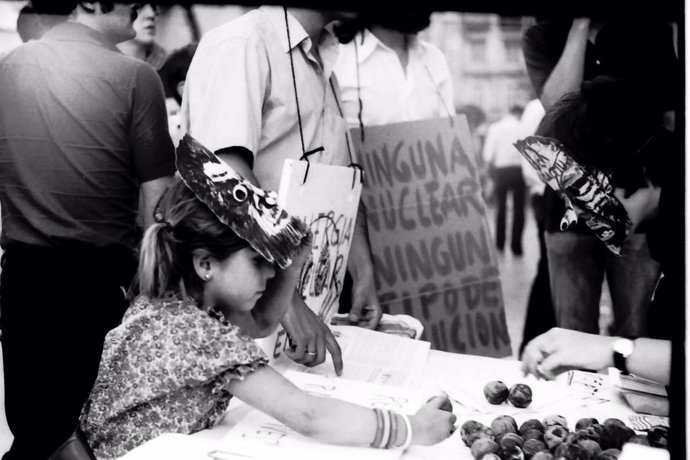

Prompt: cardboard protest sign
xmin=256 ymin=159 xmax=362 ymax=361
xmin=351 ymin=116 xmax=511 ymax=358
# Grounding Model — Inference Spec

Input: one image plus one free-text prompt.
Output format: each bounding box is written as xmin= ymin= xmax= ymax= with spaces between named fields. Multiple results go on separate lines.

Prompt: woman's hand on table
xmin=410 ymin=395 xmax=457 ymax=445
xmin=521 ymin=327 xmax=615 ymax=380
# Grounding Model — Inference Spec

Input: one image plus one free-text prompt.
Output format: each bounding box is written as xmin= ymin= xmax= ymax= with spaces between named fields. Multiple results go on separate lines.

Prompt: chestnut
xmin=461 ymin=420 xmax=494 ymax=448
xmin=471 ymin=437 xmax=500 ymax=460
xmin=491 ymin=416 xmax=518 ymax=442
xmin=522 ymin=438 xmax=548 ymax=459
xmin=519 ymin=419 xmax=545 ymax=435
xmin=500 ymin=432 xmax=525 ymax=450
xmin=542 ymin=414 xmax=568 ymax=429
xmin=543 ymin=425 xmax=569 ymax=450
xmin=597 ymin=448 xmax=621 ymax=459
xmin=575 ymin=418 xmax=599 ymax=431
xmin=521 ymin=429 xmax=545 ymax=443
xmin=531 ymin=453 xmax=554 ymax=460
xmin=576 ymin=439 xmax=602 ymax=457
xmin=552 ymin=442 xmax=590 ymax=460
xmin=484 ymin=380 xmax=510 ymax=404
xmin=647 ymin=425 xmax=669 ymax=449
xmin=599 ymin=424 xmax=634 ymax=450
xmin=508 ymin=383 xmax=533 ymax=408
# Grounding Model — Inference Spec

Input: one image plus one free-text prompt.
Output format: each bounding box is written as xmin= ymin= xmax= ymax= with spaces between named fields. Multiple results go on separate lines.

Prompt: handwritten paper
xmin=220 ymin=370 xmax=427 ymax=460
xmin=282 ymin=325 xmax=431 ymax=388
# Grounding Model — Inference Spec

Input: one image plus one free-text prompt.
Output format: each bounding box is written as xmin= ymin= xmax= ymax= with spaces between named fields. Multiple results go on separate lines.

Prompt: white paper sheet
xmin=120 ymin=433 xmax=222 ymax=460
xmin=282 ymin=325 xmax=431 ymax=388
xmin=219 ymin=370 xmax=428 ymax=460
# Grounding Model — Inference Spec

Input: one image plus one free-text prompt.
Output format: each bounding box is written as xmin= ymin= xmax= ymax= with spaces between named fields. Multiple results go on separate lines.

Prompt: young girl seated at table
xmin=79 ymin=135 xmax=455 ymax=459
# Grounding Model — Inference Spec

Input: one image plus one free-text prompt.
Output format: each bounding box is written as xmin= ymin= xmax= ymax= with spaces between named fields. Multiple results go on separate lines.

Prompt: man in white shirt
xmin=482 ymin=104 xmax=527 ymax=255
xmin=333 ymin=8 xmax=454 ymax=128
xmin=182 ymin=6 xmax=382 ymax=374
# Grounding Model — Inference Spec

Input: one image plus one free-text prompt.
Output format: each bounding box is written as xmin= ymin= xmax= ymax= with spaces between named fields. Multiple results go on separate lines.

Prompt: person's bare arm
xmin=228 ymin=235 xmax=312 ymax=337
xmin=216 ymin=147 xmax=344 ymax=372
xmin=540 ymin=18 xmax=591 ymax=110
xmin=140 ymin=175 xmax=175 ymax=229
xmin=345 ymin=202 xmax=383 ymax=329
xmin=521 ymin=328 xmax=671 ymax=385
xmin=228 ymin=365 xmax=457 ymax=446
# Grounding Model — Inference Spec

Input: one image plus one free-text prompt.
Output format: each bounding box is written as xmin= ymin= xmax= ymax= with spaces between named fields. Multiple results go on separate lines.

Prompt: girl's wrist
xmin=370 ymin=409 xmax=412 ymax=450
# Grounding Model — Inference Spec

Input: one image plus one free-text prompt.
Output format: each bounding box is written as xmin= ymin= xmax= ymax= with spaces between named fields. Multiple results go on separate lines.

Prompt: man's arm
xmin=539 ymin=19 xmax=591 ymax=110
xmin=131 ymin=64 xmax=177 ymax=229
xmin=523 ymin=19 xmax=591 ymax=111
xmin=521 ymin=327 xmax=671 ymax=385
xmin=140 ymin=176 xmax=175 ymax=228
xmin=345 ymin=201 xmax=383 ymax=329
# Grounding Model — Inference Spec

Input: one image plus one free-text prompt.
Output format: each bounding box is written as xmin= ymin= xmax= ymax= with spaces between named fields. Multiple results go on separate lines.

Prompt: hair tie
xmin=153 ymin=211 xmax=173 ymax=229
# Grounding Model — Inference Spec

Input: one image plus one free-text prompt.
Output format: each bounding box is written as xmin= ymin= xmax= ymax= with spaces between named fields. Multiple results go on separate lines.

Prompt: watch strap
xmin=613 ymin=348 xmax=629 ymax=374
xmin=613 ymin=336 xmax=636 ymax=374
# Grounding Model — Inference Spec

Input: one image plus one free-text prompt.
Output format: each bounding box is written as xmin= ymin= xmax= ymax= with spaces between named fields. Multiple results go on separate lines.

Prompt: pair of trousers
xmin=492 ymin=166 xmax=526 ymax=253
xmin=545 ymin=231 xmax=661 ymax=337
xmin=0 ymin=244 xmax=135 ymax=460
xmin=519 ymin=194 xmax=555 ymax=356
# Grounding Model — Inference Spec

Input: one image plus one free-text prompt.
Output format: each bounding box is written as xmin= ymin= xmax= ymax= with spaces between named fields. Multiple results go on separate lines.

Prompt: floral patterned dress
xmin=79 ymin=295 xmax=268 ymax=459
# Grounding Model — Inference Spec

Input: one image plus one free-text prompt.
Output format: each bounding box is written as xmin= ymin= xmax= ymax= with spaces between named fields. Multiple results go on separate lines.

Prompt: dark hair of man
xmin=158 ymin=43 xmax=199 ymax=105
xmin=29 ymin=0 xmax=78 ymax=15
xmin=536 ymin=75 xmax=666 ymax=194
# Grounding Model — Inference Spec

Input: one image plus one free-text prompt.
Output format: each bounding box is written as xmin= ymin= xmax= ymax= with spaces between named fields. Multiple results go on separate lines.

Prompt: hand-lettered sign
xmin=351 ymin=116 xmax=511 ymax=357
xmin=256 ymin=160 xmax=362 ymax=361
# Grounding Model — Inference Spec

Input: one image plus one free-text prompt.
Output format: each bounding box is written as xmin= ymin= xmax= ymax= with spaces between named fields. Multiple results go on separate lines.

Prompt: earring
xmin=204 ymin=273 xmax=211 ymax=280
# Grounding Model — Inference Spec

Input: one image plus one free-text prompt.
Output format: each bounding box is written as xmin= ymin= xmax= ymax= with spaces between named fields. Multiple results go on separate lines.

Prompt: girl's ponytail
xmin=138 ymin=222 xmax=174 ymax=298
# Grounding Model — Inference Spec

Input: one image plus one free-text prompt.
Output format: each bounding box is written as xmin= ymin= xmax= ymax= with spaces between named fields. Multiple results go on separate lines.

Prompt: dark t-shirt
xmin=522 ymin=19 xmax=680 ymax=233
xmin=0 ymin=22 xmax=175 ymax=250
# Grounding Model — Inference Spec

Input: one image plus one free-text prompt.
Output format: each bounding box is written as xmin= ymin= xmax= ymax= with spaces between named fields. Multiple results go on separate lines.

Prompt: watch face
xmin=614 ymin=338 xmax=634 ymax=357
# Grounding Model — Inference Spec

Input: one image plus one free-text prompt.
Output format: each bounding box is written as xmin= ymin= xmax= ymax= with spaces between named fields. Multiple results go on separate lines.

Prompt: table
xmin=122 ymin=342 xmax=660 ymax=460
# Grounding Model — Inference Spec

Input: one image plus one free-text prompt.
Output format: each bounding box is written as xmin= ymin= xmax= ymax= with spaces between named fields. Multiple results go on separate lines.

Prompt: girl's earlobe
xmin=192 ymin=250 xmax=213 ymax=281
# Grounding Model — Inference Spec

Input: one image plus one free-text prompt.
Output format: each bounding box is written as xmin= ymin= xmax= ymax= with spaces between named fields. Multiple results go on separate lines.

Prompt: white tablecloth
xmin=122 ymin=346 xmax=649 ymax=460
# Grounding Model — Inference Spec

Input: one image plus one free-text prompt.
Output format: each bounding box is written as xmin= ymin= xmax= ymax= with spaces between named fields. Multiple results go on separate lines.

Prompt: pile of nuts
xmin=460 ymin=414 xmax=669 ymax=460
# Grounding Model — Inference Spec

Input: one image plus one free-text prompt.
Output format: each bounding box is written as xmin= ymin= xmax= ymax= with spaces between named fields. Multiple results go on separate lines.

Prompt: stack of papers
xmin=617 ymin=374 xmax=668 ymax=397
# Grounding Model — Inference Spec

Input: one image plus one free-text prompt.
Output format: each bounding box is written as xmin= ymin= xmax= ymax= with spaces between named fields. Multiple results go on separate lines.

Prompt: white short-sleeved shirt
xmin=333 ymin=29 xmax=455 ymax=128
xmin=182 ymin=6 xmax=350 ymax=191
xmin=482 ymin=114 xmax=526 ymax=169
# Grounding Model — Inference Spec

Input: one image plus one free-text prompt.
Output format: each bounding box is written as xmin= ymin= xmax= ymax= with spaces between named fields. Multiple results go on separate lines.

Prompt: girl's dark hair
xmin=137 ymin=177 xmax=248 ymax=301
xmin=536 ymin=75 xmax=666 ymax=193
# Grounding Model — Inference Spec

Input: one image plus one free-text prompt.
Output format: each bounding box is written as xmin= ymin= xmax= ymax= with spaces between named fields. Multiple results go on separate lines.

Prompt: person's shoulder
xmin=417 ymin=39 xmax=450 ymax=67
xmin=199 ymin=8 xmax=266 ymax=46
xmin=418 ymin=39 xmax=443 ymax=55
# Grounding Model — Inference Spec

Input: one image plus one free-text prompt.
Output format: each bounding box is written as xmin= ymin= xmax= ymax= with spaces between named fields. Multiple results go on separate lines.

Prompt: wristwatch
xmin=612 ymin=337 xmax=635 ymax=374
